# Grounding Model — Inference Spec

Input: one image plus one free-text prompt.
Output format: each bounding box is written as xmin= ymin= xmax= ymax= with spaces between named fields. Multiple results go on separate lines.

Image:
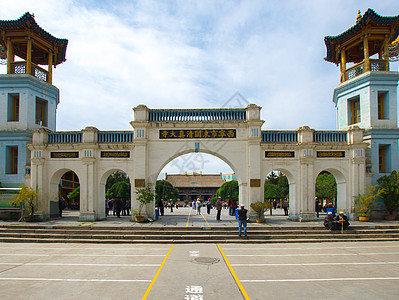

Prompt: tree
xmin=106 ymin=181 xmax=131 ymax=200
xmin=315 ymin=173 xmax=337 ymax=200
xmin=106 ymin=171 xmax=130 ymax=191
xmin=216 ymin=180 xmax=238 ymax=200
xmin=266 ymin=171 xmax=279 ymax=185
xmin=10 ymin=184 xmax=38 ymax=218
xmin=67 ymin=186 xmax=80 ymax=202
xmin=264 ymin=172 xmax=289 ymax=200
xmin=377 ymin=170 xmax=399 ymax=215
xmin=135 ymin=184 xmax=154 ymax=216
xmin=264 ymin=182 xmax=285 ymax=199
xmin=155 ymin=180 xmax=179 ymax=203
xmin=354 ymin=185 xmax=382 ymax=216
xmin=250 ymin=201 xmax=273 ymax=219
xmin=277 ymin=175 xmax=289 ymax=197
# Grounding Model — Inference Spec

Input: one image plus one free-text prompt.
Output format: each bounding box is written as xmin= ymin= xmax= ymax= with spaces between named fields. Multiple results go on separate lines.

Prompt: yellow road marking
xmin=200 ymin=213 xmax=210 ymax=227
xmin=142 ymin=244 xmax=174 ymax=300
xmin=186 ymin=207 xmax=193 ymax=227
xmin=217 ymin=244 xmax=250 ymax=300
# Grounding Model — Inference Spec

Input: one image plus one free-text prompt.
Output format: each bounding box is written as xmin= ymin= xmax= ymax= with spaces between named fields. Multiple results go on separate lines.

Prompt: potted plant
xmin=250 ymin=201 xmax=273 ymax=223
xmin=134 ymin=184 xmax=154 ymax=222
xmin=9 ymin=184 xmax=38 ymax=221
xmin=377 ymin=170 xmax=399 ymax=220
xmin=354 ymin=185 xmax=381 ymax=221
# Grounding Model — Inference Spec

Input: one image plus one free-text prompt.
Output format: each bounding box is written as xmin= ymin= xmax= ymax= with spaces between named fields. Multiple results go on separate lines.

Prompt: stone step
xmin=1 ymin=232 xmax=399 ymax=240
xmin=2 ymin=224 xmax=399 ymax=231
xmin=1 ymin=224 xmax=399 ymax=244
xmin=2 ymin=228 xmax=399 ymax=236
xmin=1 ymin=236 xmax=399 ymax=244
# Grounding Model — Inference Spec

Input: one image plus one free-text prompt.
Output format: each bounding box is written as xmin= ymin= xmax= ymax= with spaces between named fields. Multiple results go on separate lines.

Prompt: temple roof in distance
xmin=0 ymin=12 xmax=68 ymax=65
xmin=324 ymin=9 xmax=399 ymax=64
xmin=165 ymin=173 xmax=226 ymax=188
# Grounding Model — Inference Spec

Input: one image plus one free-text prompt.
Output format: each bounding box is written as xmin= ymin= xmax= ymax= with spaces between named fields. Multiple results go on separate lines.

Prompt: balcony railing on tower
xmin=344 ymin=59 xmax=386 ymax=81
xmin=10 ymin=61 xmax=49 ymax=83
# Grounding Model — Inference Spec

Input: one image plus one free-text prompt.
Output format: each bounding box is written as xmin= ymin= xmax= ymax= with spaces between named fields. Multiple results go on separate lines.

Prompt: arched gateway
xmin=29 ymin=104 xmax=367 ymax=222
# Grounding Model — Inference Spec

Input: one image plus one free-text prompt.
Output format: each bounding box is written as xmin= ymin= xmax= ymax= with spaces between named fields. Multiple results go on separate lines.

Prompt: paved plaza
xmin=1 ymin=241 xmax=399 ymax=299
xmin=1 ymin=207 xmax=399 ymax=299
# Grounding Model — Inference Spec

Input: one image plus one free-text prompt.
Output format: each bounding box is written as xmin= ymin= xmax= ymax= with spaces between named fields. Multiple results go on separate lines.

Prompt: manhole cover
xmin=193 ymin=257 xmax=220 ymax=265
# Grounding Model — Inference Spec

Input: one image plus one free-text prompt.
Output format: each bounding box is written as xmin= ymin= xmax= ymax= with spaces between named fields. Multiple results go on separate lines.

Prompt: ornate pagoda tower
xmin=0 ymin=13 xmax=68 ymax=187
xmin=325 ymin=9 xmax=399 ymax=186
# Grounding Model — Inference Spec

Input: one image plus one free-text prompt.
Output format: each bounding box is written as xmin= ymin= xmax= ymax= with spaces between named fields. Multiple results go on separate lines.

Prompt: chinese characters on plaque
xmin=159 ymin=129 xmax=236 ymax=139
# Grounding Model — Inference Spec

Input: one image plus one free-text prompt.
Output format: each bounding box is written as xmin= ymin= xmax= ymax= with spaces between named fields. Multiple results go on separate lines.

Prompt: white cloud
xmin=2 ymin=0 xmax=399 ymax=174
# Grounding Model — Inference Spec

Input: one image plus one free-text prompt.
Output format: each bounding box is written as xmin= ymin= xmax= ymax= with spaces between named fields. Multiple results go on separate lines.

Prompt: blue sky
xmin=2 ymin=0 xmax=399 ymax=177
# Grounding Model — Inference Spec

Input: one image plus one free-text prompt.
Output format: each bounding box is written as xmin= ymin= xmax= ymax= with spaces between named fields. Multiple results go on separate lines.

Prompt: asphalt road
xmin=1 ymin=241 xmax=399 ymax=299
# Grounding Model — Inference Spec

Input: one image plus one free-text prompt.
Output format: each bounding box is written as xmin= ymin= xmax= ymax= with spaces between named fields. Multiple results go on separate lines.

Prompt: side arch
xmin=262 ymin=167 xmax=297 ymax=216
xmin=314 ymin=167 xmax=348 ymax=213
xmin=48 ymin=168 xmax=82 ymax=218
xmin=98 ymin=168 xmax=132 ymax=218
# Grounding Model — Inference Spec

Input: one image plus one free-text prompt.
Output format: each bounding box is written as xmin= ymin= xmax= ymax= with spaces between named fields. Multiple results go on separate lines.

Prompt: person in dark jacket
xmin=114 ymin=198 xmax=122 ymax=218
xmin=158 ymin=199 xmax=164 ymax=216
xmin=206 ymin=199 xmax=212 ymax=214
xmin=333 ymin=211 xmax=350 ymax=231
xmin=59 ymin=197 xmax=65 ymax=217
xmin=315 ymin=197 xmax=322 ymax=218
xmin=237 ymin=204 xmax=248 ymax=237
xmin=216 ymin=197 xmax=223 ymax=221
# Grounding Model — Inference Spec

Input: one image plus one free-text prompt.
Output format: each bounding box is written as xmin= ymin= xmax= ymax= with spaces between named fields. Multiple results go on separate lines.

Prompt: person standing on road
xmin=315 ymin=197 xmax=321 ymax=218
xmin=114 ymin=198 xmax=122 ymax=218
xmin=206 ymin=198 xmax=212 ymax=214
xmin=237 ymin=204 xmax=248 ymax=237
xmin=196 ymin=198 xmax=202 ymax=215
xmin=283 ymin=198 xmax=289 ymax=216
xmin=216 ymin=197 xmax=222 ymax=221
xmin=59 ymin=197 xmax=65 ymax=217
xmin=158 ymin=199 xmax=164 ymax=216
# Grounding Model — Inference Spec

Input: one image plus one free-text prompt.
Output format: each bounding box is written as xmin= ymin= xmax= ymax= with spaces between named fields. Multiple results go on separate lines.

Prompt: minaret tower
xmin=324 ymin=9 xmax=399 ymax=185
xmin=0 ymin=13 xmax=68 ymax=187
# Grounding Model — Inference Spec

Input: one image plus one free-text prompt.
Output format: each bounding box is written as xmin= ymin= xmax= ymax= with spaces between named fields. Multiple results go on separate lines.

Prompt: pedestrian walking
xmin=114 ymin=198 xmax=122 ymax=218
xmin=158 ymin=199 xmax=164 ymax=216
xmin=237 ymin=204 xmax=248 ymax=237
xmin=283 ymin=198 xmax=289 ymax=216
xmin=216 ymin=196 xmax=222 ymax=221
xmin=196 ymin=198 xmax=201 ymax=214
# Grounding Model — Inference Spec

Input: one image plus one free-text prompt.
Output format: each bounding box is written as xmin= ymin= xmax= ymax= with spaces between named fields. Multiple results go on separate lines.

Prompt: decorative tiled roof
xmin=0 ymin=12 xmax=68 ymax=65
xmin=166 ymin=173 xmax=226 ymax=188
xmin=324 ymin=9 xmax=399 ymax=63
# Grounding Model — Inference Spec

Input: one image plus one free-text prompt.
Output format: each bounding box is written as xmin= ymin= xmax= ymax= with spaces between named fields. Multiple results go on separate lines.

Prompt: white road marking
xmin=0 ymin=277 xmax=151 ymax=282
xmin=0 ymin=246 xmax=170 ymax=251
xmin=232 ymin=261 xmax=399 ymax=267
xmin=0 ymin=253 xmax=165 ymax=257
xmin=0 ymin=263 xmax=159 ymax=267
xmin=222 ymin=244 xmax=399 ymax=251
xmin=189 ymin=251 xmax=200 ymax=257
xmin=227 ymin=252 xmax=399 ymax=257
xmin=241 ymin=277 xmax=399 ymax=283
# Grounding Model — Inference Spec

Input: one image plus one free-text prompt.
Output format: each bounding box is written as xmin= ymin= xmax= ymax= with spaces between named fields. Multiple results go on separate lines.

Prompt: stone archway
xmin=98 ymin=168 xmax=132 ymax=220
xmin=48 ymin=168 xmax=81 ymax=219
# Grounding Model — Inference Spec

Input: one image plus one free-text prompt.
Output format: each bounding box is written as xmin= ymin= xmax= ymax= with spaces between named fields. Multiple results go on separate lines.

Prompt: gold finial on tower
xmin=356 ymin=10 xmax=361 ymax=22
